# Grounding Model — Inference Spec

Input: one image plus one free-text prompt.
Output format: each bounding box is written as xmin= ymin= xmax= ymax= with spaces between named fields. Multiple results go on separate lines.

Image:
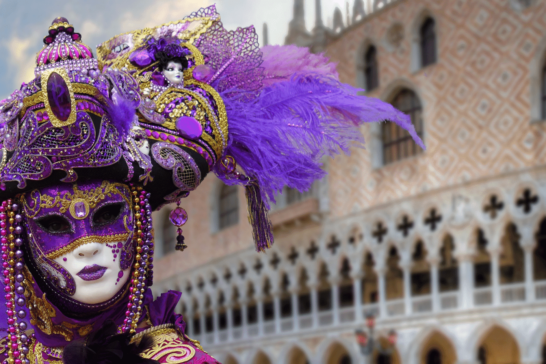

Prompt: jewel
xmin=169 ymin=207 xmax=188 ymax=227
xmin=47 ymin=72 xmax=71 ymax=121
xmin=175 ymin=116 xmax=202 ymax=140
xmin=129 ymin=50 xmax=152 ymax=67
xmin=192 ymin=65 xmax=213 ymax=82
xmin=73 ymin=201 xmax=86 ymax=218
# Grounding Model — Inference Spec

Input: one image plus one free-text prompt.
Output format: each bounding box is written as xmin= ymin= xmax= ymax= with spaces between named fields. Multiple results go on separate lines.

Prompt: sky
xmin=0 ymin=0 xmax=356 ymax=98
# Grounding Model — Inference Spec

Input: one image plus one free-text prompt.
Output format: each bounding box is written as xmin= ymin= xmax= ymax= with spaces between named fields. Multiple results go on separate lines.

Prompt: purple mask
xmin=22 ymin=180 xmax=134 ymax=298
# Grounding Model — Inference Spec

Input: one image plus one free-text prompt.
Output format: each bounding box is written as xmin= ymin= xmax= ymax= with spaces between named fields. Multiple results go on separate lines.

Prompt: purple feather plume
xmin=106 ymin=93 xmax=138 ymax=137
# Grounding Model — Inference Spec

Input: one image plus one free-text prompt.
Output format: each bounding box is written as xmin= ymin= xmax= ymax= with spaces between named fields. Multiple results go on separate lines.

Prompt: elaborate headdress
xmin=0 ymin=5 xmax=423 ymax=363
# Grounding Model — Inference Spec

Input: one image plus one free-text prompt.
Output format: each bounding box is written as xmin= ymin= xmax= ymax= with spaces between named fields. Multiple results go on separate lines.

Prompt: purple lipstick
xmin=77 ymin=264 xmax=107 ymax=281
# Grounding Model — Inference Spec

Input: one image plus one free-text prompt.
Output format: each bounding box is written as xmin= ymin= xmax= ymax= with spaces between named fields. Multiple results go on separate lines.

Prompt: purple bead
xmin=14 ymin=227 xmax=22 ymax=235
xmin=14 ymin=238 xmax=22 ymax=247
xmin=11 ymin=204 xmax=18 ymax=212
xmin=15 ymin=263 xmax=23 ymax=271
xmin=141 ymin=254 xmax=148 ymax=261
xmin=17 ymin=310 xmax=25 ymax=319
xmin=142 ymin=245 xmax=149 ymax=253
xmin=21 ymin=346 xmax=28 ymax=355
xmin=15 ymin=274 xmax=23 ymax=283
xmin=18 ymin=322 xmax=26 ymax=330
xmin=47 ymin=72 xmax=72 ymax=122
xmin=175 ymin=116 xmax=202 ymax=140
xmin=16 ymin=298 xmax=24 ymax=307
xmin=129 ymin=50 xmax=152 ymax=67
xmin=192 ymin=64 xmax=213 ymax=82
xmin=169 ymin=207 xmax=188 ymax=227
xmin=14 ymin=215 xmax=22 ymax=223
xmin=20 ymin=334 xmax=27 ymax=343
xmin=89 ymin=70 xmax=99 ymax=79
xmin=15 ymin=250 xmax=23 ymax=258
xmin=15 ymin=286 xmax=24 ymax=295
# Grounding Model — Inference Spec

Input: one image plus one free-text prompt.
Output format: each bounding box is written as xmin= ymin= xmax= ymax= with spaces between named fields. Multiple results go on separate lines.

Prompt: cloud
xmin=3 ymin=35 xmax=36 ymax=90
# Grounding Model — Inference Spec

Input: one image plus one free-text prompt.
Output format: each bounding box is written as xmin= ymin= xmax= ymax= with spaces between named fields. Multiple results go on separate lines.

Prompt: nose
xmin=72 ymin=242 xmax=103 ymax=259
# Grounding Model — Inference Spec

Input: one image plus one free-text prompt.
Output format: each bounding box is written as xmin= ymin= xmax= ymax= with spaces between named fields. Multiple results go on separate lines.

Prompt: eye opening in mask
xmin=92 ymin=202 xmax=125 ymax=227
xmin=35 ymin=214 xmax=72 ymax=234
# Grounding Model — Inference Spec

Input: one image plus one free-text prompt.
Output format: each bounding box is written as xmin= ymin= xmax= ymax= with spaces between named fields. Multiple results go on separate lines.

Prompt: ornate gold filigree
xmin=23 ymin=180 xmax=131 ymax=218
xmin=23 ymin=268 xmax=74 ymax=341
xmin=138 ymin=328 xmax=196 ymax=363
xmin=32 ymin=342 xmax=63 ymax=364
xmin=40 ymin=68 xmax=77 ymax=128
xmin=46 ymin=233 xmax=131 ymax=259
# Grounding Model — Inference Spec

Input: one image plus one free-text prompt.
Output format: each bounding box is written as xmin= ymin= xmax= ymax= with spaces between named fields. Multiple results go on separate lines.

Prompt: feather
xmin=216 ymin=72 xmax=425 ymax=209
xmin=62 ymin=321 xmax=158 ymax=364
xmin=105 ymin=93 xmax=138 ymax=138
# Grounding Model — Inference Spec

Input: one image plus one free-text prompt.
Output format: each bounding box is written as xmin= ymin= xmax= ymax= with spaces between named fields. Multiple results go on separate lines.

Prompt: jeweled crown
xmin=35 ymin=17 xmax=98 ymax=76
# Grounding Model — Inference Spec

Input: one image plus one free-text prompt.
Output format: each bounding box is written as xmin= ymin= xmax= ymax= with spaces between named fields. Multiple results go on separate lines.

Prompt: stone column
xmin=402 ymin=264 xmax=412 ymax=315
xmin=310 ymin=282 xmax=319 ymax=328
xmin=199 ymin=313 xmax=206 ymax=343
xmin=457 ymin=254 xmax=473 ymax=309
xmin=331 ymin=277 xmax=340 ymax=326
xmin=241 ymin=299 xmax=248 ymax=339
xmin=187 ymin=310 xmax=194 ymax=337
xmin=257 ymin=296 xmax=264 ymax=336
xmin=377 ymin=267 xmax=387 ymax=318
xmin=523 ymin=245 xmax=535 ymax=302
xmin=273 ymin=292 xmax=281 ymax=334
xmin=429 ymin=258 xmax=440 ymax=312
xmin=490 ymin=248 xmax=501 ymax=306
xmin=352 ymin=273 xmax=363 ymax=323
xmin=291 ymin=289 xmax=300 ymax=331
xmin=212 ymin=305 xmax=219 ymax=344
xmin=226 ymin=304 xmax=233 ymax=342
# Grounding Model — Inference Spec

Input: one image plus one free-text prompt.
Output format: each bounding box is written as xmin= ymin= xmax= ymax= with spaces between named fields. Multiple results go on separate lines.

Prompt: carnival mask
xmin=162 ymin=61 xmax=184 ymax=85
xmin=22 ymin=180 xmax=135 ymax=304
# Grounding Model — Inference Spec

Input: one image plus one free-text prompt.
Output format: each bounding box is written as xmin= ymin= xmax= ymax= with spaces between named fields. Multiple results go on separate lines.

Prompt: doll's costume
xmin=0 ymin=5 xmax=423 ymax=364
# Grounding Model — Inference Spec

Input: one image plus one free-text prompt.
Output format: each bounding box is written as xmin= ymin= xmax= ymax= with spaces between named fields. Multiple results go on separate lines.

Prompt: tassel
xmin=245 ymin=182 xmax=274 ymax=252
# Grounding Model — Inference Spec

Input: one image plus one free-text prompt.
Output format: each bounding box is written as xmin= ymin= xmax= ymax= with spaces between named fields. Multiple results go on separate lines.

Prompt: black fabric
xmin=62 ymin=321 xmax=158 ymax=364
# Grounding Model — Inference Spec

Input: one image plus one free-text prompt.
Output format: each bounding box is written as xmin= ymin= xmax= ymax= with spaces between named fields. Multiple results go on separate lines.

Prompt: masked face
xmin=162 ymin=61 xmax=184 ymax=85
xmin=23 ymin=180 xmax=135 ymax=304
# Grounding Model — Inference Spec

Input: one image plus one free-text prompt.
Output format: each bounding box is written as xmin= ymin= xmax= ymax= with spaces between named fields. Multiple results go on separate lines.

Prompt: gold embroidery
xmin=139 ymin=328 xmax=196 ymax=363
xmin=61 ymin=321 xmax=94 ymax=337
xmin=23 ymin=180 xmax=132 ymax=218
xmin=23 ymin=268 xmax=74 ymax=341
xmin=40 ymin=68 xmax=77 ymax=128
xmin=33 ymin=342 xmax=63 ymax=364
xmin=45 ymin=232 xmax=131 ymax=259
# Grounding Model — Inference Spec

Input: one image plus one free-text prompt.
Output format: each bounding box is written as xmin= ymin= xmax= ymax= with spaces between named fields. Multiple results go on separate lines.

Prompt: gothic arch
xmin=409 ymin=7 xmax=439 ymax=73
xmin=279 ymin=342 xmax=313 ymax=364
xmin=244 ymin=348 xmax=275 ymax=364
xmin=223 ymin=352 xmax=242 ymax=364
xmin=407 ymin=326 xmax=459 ymax=364
xmin=315 ymin=337 xmax=359 ymax=364
xmin=356 ymin=38 xmax=380 ymax=93
xmin=467 ymin=320 xmax=524 ymax=362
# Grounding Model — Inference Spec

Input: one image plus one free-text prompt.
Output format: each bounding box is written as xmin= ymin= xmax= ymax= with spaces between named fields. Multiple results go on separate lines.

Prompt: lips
xmin=77 ymin=264 xmax=107 ymax=281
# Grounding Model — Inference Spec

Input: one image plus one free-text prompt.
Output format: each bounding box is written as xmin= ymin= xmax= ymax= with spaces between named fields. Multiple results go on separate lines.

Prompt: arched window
xmin=420 ymin=18 xmax=437 ymax=67
xmin=542 ymin=63 xmax=546 ymax=119
xmin=340 ymin=355 xmax=352 ymax=364
xmin=382 ymin=89 xmax=423 ymax=164
xmin=478 ymin=346 xmax=487 ymax=364
xmin=218 ymin=184 xmax=239 ymax=229
xmin=426 ymin=349 xmax=442 ymax=364
xmin=365 ymin=46 xmax=379 ymax=92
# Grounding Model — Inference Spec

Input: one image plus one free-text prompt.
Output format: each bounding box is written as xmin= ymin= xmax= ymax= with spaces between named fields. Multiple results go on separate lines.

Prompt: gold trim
xmin=138 ymin=327 xmax=196 ymax=363
xmin=0 ymin=147 xmax=6 ymax=171
xmin=46 ymin=232 xmax=131 ymax=259
xmin=40 ymin=68 xmax=77 ymax=127
xmin=96 ymin=16 xmax=217 ymax=71
xmin=49 ymin=21 xmax=72 ymax=31
xmin=68 ymin=197 xmax=89 ymax=220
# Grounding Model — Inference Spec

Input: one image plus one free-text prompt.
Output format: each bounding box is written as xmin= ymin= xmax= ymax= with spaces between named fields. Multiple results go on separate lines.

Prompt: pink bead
xmin=1 ymin=246 xmax=6 ymax=252
xmin=8 ymin=327 xmax=15 ymax=333
xmin=7 ymin=319 xmax=13 ymax=325
xmin=12 ymin=351 xmax=19 ymax=358
xmin=11 ymin=344 xmax=17 ymax=350
xmin=3 ymin=270 xmax=8 ymax=277
xmin=125 ymin=310 xmax=130 ymax=316
xmin=3 ymin=278 xmax=9 ymax=285
xmin=6 ymin=310 xmax=13 ymax=316
xmin=4 ymin=286 xmax=11 ymax=293
xmin=15 ymin=359 xmax=21 ymax=364
xmin=127 ymin=303 xmax=133 ymax=308
xmin=1 ymin=238 xmax=6 ymax=244
xmin=2 ymin=255 xmax=7 ymax=261
xmin=9 ymin=335 xmax=16 ymax=342
xmin=6 ymin=302 xmax=12 ymax=308
xmin=2 ymin=263 xmax=8 ymax=268
xmin=5 ymin=294 xmax=11 ymax=300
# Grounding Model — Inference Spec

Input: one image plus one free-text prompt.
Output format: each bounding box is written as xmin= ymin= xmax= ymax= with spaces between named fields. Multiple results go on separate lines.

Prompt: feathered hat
xmin=0 ymin=6 xmax=424 ymax=253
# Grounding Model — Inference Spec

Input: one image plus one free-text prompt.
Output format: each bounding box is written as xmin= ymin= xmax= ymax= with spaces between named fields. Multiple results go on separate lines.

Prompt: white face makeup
xmin=162 ymin=61 xmax=184 ymax=85
xmin=53 ymin=241 xmax=131 ymax=304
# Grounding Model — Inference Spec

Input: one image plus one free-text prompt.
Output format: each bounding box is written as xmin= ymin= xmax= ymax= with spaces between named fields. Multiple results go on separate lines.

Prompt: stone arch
xmin=280 ymin=342 xmax=313 ymax=364
xmin=411 ymin=328 xmax=458 ymax=364
xmin=529 ymin=34 xmax=546 ymax=123
xmin=223 ymin=353 xmax=241 ymax=364
xmin=409 ymin=7 xmax=439 ymax=73
xmin=315 ymin=337 xmax=359 ymax=364
xmin=468 ymin=321 xmax=523 ymax=364
xmin=356 ymin=38 xmax=380 ymax=93
xmin=245 ymin=348 xmax=274 ymax=364
xmin=371 ymin=78 xmax=426 ymax=169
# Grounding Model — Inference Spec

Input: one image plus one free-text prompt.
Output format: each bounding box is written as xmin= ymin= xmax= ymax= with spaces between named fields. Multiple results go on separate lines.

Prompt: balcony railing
xmin=500 ymin=283 xmax=526 ymax=304
xmin=192 ymin=281 xmax=546 ymax=346
xmin=412 ymin=295 xmax=432 ymax=314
